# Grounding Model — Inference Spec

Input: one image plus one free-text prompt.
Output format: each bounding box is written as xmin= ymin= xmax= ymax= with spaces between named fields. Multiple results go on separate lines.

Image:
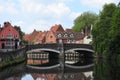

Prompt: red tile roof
xmin=65 ymin=29 xmax=73 ymax=32
xmin=50 ymin=24 xmax=64 ymax=32
xmin=33 ymin=31 xmax=47 ymax=43
xmin=23 ymin=34 xmax=30 ymax=40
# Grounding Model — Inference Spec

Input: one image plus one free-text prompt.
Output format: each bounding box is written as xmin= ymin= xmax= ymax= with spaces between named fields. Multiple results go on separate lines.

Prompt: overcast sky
xmin=0 ymin=0 xmax=119 ymax=34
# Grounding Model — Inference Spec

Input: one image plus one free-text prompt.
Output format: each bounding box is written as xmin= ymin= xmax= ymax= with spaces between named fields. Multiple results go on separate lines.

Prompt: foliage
xmin=14 ymin=26 xmax=25 ymax=39
xmin=94 ymin=59 xmax=120 ymax=80
xmin=72 ymin=11 xmax=98 ymax=32
xmin=92 ymin=2 xmax=120 ymax=57
xmin=109 ymin=2 xmax=120 ymax=54
xmin=0 ymin=57 xmax=25 ymax=68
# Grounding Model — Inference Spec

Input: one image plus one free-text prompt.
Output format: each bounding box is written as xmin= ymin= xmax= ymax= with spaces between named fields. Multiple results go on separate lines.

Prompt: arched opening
xmin=26 ymin=49 xmax=60 ymax=67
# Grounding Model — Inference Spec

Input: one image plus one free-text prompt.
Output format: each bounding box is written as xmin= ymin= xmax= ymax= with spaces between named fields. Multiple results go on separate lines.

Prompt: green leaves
xmin=92 ymin=2 xmax=120 ymax=57
xmin=14 ymin=26 xmax=25 ymax=39
xmin=72 ymin=11 xmax=98 ymax=32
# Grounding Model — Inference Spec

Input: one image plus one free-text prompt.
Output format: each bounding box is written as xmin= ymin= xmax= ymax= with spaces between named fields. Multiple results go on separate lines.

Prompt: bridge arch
xmin=26 ymin=64 xmax=60 ymax=69
xmin=65 ymin=63 xmax=94 ymax=69
xmin=26 ymin=48 xmax=60 ymax=54
xmin=65 ymin=48 xmax=94 ymax=53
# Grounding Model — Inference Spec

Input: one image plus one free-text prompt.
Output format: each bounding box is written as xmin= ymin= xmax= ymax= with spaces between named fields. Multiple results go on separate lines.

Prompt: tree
xmin=72 ymin=11 xmax=98 ymax=32
xmin=109 ymin=2 xmax=120 ymax=54
xmin=14 ymin=26 xmax=25 ymax=39
xmin=92 ymin=3 xmax=117 ymax=57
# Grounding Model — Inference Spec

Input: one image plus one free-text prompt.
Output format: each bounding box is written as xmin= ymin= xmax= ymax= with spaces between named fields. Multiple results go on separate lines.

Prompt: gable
xmin=50 ymin=24 xmax=64 ymax=32
xmin=0 ymin=24 xmax=20 ymax=39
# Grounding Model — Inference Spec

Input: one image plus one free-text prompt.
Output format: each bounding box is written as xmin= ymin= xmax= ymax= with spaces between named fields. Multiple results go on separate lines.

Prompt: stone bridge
xmin=26 ymin=43 xmax=94 ymax=53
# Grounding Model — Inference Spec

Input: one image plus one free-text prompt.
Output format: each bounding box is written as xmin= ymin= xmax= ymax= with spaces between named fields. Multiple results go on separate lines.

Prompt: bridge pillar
xmin=58 ymin=39 xmax=65 ymax=72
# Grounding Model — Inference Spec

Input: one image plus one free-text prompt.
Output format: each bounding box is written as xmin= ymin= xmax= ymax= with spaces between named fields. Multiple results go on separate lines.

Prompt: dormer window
xmin=57 ymin=33 xmax=62 ymax=38
xmin=70 ymin=34 xmax=74 ymax=38
xmin=64 ymin=34 xmax=68 ymax=38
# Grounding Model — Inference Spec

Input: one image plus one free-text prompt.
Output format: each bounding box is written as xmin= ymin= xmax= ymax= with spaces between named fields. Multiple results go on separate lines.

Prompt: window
xmin=2 ymin=34 xmax=4 ymax=38
xmin=70 ymin=34 xmax=74 ymax=38
xmin=6 ymin=41 xmax=13 ymax=46
xmin=6 ymin=34 xmax=13 ymax=38
xmin=50 ymin=41 xmax=53 ymax=43
xmin=50 ymin=36 xmax=53 ymax=38
xmin=57 ymin=33 xmax=62 ymax=38
xmin=16 ymin=35 xmax=18 ymax=38
xmin=64 ymin=34 xmax=68 ymax=38
xmin=67 ymin=40 xmax=70 ymax=43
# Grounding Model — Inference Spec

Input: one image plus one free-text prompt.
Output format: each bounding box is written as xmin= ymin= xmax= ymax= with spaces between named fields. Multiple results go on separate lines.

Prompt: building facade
xmin=0 ymin=22 xmax=20 ymax=49
xmin=23 ymin=24 xmax=88 ymax=44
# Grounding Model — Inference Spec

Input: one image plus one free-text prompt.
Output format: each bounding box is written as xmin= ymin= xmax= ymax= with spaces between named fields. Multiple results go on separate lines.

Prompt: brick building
xmin=23 ymin=24 xmax=87 ymax=44
xmin=0 ymin=22 xmax=20 ymax=49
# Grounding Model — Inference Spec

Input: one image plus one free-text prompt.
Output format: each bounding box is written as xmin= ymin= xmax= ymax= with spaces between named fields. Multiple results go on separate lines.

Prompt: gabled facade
xmin=23 ymin=24 xmax=87 ymax=44
xmin=34 ymin=31 xmax=47 ymax=44
xmin=0 ymin=22 xmax=20 ymax=49
xmin=55 ymin=32 xmax=84 ymax=44
xmin=45 ymin=31 xmax=57 ymax=43
xmin=50 ymin=24 xmax=64 ymax=32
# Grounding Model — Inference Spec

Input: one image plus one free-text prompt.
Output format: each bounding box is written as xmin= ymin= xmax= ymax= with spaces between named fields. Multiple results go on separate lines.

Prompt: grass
xmin=0 ymin=57 xmax=26 ymax=68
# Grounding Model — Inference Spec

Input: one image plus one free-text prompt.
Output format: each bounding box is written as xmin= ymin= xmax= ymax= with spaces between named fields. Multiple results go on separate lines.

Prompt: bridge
xmin=0 ymin=43 xmax=94 ymax=69
xmin=26 ymin=43 xmax=94 ymax=53
xmin=26 ymin=43 xmax=94 ymax=69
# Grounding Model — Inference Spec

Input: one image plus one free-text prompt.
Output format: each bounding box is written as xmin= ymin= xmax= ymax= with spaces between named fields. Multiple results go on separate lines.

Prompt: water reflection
xmin=0 ymin=57 xmax=93 ymax=80
xmin=94 ymin=59 xmax=120 ymax=80
xmin=0 ymin=62 xmax=26 ymax=80
xmin=0 ymin=50 xmax=94 ymax=80
xmin=65 ymin=51 xmax=79 ymax=64
xmin=21 ymin=71 xmax=93 ymax=80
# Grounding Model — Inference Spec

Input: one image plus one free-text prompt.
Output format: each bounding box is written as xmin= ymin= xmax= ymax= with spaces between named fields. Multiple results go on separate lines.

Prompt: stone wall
xmin=0 ymin=47 xmax=26 ymax=68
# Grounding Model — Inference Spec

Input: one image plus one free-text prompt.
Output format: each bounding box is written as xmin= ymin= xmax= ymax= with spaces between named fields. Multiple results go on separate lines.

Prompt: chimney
xmin=4 ymin=22 xmax=11 ymax=27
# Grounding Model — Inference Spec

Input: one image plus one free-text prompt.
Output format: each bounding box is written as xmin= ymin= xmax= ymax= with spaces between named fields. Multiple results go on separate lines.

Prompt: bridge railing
xmin=63 ymin=44 xmax=93 ymax=50
xmin=26 ymin=43 xmax=60 ymax=51
xmin=26 ymin=43 xmax=93 ymax=51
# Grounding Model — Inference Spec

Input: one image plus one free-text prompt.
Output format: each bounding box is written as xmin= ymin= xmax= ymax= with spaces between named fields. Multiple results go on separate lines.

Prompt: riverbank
xmin=0 ymin=47 xmax=26 ymax=68
xmin=0 ymin=57 xmax=26 ymax=68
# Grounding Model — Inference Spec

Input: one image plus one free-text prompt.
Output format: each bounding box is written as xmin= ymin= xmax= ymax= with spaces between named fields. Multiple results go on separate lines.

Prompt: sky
xmin=0 ymin=0 xmax=119 ymax=34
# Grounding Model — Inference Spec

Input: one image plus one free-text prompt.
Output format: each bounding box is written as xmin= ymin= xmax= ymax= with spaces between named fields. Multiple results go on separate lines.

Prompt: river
xmin=0 ymin=52 xmax=119 ymax=80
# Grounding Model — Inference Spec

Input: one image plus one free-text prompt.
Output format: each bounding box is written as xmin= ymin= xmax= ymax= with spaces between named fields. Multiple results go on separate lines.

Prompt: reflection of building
xmin=27 ymin=51 xmax=49 ymax=65
xmin=63 ymin=73 xmax=92 ymax=80
xmin=65 ymin=52 xmax=80 ymax=64
xmin=30 ymin=72 xmax=92 ymax=80
xmin=31 ymin=73 xmax=57 ymax=80
xmin=0 ymin=22 xmax=20 ymax=50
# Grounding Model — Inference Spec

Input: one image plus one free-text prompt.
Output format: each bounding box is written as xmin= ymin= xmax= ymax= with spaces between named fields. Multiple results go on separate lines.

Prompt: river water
xmin=0 ymin=53 xmax=119 ymax=80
